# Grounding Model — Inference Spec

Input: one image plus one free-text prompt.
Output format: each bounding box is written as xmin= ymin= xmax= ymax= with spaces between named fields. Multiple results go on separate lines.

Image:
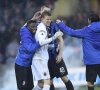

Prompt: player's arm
xmin=38 ymin=29 xmax=52 ymax=45
xmin=57 ymin=36 xmax=63 ymax=56
xmin=21 ymin=29 xmax=41 ymax=53
xmin=57 ymin=20 xmax=88 ymax=38
xmin=52 ymin=22 xmax=63 ymax=63
xmin=50 ymin=22 xmax=63 ymax=63
xmin=56 ymin=36 xmax=64 ymax=63
xmin=38 ymin=30 xmax=63 ymax=46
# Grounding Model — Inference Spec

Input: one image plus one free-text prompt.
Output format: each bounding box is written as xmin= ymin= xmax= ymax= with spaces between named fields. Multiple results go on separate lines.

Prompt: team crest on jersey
xmin=60 ymin=67 xmax=65 ymax=75
xmin=43 ymin=72 xmax=47 ymax=76
xmin=41 ymin=33 xmax=44 ymax=35
xmin=40 ymin=30 xmax=45 ymax=35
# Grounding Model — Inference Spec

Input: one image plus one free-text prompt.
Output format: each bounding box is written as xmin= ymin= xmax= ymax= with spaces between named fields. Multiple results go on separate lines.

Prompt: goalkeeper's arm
xmin=39 ymin=31 xmax=63 ymax=46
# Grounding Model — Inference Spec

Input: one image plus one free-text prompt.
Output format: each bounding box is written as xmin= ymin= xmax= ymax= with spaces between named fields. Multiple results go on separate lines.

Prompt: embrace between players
xmin=15 ymin=5 xmax=100 ymax=90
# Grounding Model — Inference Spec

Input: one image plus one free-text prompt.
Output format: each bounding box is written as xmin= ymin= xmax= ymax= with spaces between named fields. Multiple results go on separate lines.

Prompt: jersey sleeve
xmin=37 ymin=26 xmax=47 ymax=42
xmin=20 ymin=27 xmax=41 ymax=53
xmin=58 ymin=22 xmax=88 ymax=38
xmin=37 ymin=26 xmax=54 ymax=46
xmin=22 ymin=34 xmax=41 ymax=52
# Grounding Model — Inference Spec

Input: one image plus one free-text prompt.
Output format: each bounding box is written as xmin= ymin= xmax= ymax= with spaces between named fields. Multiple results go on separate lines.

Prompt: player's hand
xmin=56 ymin=19 xmax=62 ymax=24
xmin=52 ymin=31 xmax=63 ymax=40
xmin=31 ymin=11 xmax=41 ymax=20
xmin=56 ymin=54 xmax=62 ymax=63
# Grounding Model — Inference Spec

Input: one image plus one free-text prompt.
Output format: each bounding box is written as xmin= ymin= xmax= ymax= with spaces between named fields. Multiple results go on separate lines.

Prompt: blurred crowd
xmin=0 ymin=0 xmax=57 ymax=64
xmin=0 ymin=0 xmax=100 ymax=65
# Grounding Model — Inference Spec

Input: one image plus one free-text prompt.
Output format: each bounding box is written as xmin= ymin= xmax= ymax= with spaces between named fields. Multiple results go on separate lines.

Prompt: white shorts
xmin=31 ymin=59 xmax=50 ymax=81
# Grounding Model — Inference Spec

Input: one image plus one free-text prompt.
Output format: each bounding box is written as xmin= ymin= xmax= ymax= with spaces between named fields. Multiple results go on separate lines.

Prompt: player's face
xmin=41 ymin=7 xmax=51 ymax=14
xmin=28 ymin=23 xmax=37 ymax=34
xmin=42 ymin=16 xmax=51 ymax=26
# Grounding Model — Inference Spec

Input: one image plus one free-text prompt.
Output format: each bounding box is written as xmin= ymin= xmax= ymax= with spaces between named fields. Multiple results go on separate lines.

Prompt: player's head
xmin=41 ymin=6 xmax=51 ymax=14
xmin=88 ymin=13 xmax=100 ymax=24
xmin=41 ymin=11 xmax=51 ymax=26
xmin=26 ymin=20 xmax=37 ymax=34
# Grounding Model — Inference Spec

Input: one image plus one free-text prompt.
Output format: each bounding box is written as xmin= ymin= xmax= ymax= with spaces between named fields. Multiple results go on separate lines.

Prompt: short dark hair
xmin=41 ymin=11 xmax=51 ymax=18
xmin=88 ymin=13 xmax=100 ymax=23
xmin=26 ymin=20 xmax=36 ymax=27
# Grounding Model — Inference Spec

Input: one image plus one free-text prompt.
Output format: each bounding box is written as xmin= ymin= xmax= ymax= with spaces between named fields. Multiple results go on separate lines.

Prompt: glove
xmin=52 ymin=31 xmax=63 ymax=40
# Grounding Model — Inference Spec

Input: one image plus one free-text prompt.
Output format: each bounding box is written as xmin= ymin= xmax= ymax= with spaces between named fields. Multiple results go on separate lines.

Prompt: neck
xmin=41 ymin=22 xmax=46 ymax=26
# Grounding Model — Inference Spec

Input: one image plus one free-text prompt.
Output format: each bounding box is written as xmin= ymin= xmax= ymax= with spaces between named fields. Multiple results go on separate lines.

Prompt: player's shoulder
xmin=20 ymin=26 xmax=28 ymax=33
xmin=21 ymin=26 xmax=26 ymax=30
xmin=50 ymin=21 xmax=57 ymax=27
xmin=51 ymin=21 xmax=56 ymax=25
xmin=37 ymin=23 xmax=46 ymax=31
xmin=38 ymin=23 xmax=45 ymax=28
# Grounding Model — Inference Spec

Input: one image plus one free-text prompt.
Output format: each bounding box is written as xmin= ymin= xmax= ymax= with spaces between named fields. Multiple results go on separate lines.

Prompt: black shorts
xmin=15 ymin=63 xmax=34 ymax=89
xmin=86 ymin=64 xmax=100 ymax=83
xmin=48 ymin=58 xmax=68 ymax=79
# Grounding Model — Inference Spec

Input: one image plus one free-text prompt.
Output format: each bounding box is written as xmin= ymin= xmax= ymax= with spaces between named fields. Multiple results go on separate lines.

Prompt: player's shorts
xmin=86 ymin=64 xmax=100 ymax=83
xmin=15 ymin=63 xmax=34 ymax=90
xmin=32 ymin=59 xmax=50 ymax=81
xmin=48 ymin=57 xmax=68 ymax=79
